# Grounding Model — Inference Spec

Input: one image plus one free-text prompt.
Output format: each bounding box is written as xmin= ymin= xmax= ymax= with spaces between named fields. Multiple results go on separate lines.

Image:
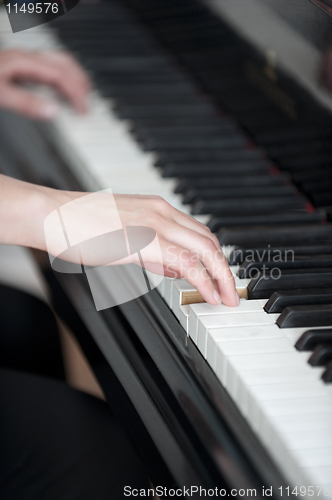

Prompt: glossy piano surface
xmin=1 ymin=0 xmax=332 ymax=496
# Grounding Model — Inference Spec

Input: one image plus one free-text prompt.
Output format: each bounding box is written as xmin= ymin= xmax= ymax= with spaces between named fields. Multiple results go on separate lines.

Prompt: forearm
xmin=0 ymin=175 xmax=239 ymax=306
xmin=0 ymin=174 xmax=70 ymax=250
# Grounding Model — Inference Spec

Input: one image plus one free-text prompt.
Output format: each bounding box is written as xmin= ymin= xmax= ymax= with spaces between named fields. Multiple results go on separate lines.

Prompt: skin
xmin=0 ymin=49 xmax=239 ymax=307
xmin=0 ymin=49 xmax=90 ymax=119
xmin=0 ymin=176 xmax=239 ymax=306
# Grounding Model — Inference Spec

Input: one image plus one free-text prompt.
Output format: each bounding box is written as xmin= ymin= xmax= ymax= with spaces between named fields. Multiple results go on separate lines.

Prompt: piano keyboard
xmin=1 ymin=0 xmax=332 ymax=494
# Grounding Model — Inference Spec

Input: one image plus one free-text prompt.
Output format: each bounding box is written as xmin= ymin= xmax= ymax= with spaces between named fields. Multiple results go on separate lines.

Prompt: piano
xmin=0 ymin=0 xmax=332 ymax=496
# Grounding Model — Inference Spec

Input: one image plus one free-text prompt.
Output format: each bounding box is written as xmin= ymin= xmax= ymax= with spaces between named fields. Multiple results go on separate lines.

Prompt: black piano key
xmin=239 ymin=111 xmax=293 ymax=132
xmin=218 ymin=224 xmax=332 ymax=246
xmin=269 ymin=140 xmax=332 ymax=160
xmin=200 ymin=74 xmax=250 ymax=93
xmin=183 ymin=185 xmax=297 ymax=204
xmin=277 ymin=304 xmax=332 ymax=329
xmin=279 ymin=152 xmax=332 ymax=171
xmin=116 ymin=103 xmax=215 ymax=119
xmin=175 ymin=174 xmax=289 ymax=194
xmin=302 ymin=179 xmax=332 ymax=195
xmin=180 ymin=45 xmax=245 ymax=69
xmin=247 ymin=269 xmax=332 ymax=300
xmin=156 ymin=148 xmax=265 ymax=166
xmin=295 ymin=328 xmax=332 ymax=351
xmin=322 ymin=361 xmax=332 ymax=383
xmin=238 ymin=255 xmax=332 ymax=279
xmin=310 ymin=191 xmax=332 ymax=208
xmin=265 ymin=290 xmax=332 ymax=314
xmin=308 ymin=344 xmax=332 ymax=367
xmin=253 ymin=127 xmax=332 ymax=146
xmin=110 ymin=93 xmax=202 ymax=105
xmin=131 ymin=116 xmax=225 ymax=129
xmin=217 ymin=91 xmax=274 ymax=114
xmin=229 ymin=242 xmax=332 ymax=266
xmin=192 ymin=195 xmax=307 ymax=215
xmin=97 ymin=73 xmax=192 ymax=86
xmin=141 ymin=135 xmax=246 ymax=151
xmin=135 ymin=123 xmax=238 ymax=141
xmin=162 ymin=161 xmax=271 ymax=178
xmin=84 ymin=58 xmax=172 ymax=75
xmin=209 ymin=211 xmax=325 ymax=233
xmin=292 ymin=167 xmax=332 ymax=184
xmin=100 ymin=82 xmax=197 ymax=97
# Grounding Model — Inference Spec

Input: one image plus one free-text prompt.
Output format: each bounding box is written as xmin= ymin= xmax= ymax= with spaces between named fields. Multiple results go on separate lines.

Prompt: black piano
xmin=1 ymin=0 xmax=332 ymax=497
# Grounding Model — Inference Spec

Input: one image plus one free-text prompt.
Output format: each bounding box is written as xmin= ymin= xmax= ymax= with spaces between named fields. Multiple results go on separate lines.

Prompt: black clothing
xmin=0 ymin=285 xmax=149 ymax=499
xmin=0 ymin=284 xmax=65 ymax=380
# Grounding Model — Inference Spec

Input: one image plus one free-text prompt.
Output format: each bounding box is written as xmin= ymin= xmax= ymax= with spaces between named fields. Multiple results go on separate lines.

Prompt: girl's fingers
xmin=0 ymin=83 xmax=58 ymax=119
xmin=159 ymin=223 xmax=238 ymax=306
xmin=0 ymin=50 xmax=91 ymax=115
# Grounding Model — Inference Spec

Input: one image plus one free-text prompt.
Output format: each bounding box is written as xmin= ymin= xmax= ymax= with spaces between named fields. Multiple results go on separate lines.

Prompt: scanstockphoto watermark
xmin=124 ymin=485 xmax=332 ymax=497
xmin=44 ymin=189 xmax=164 ymax=311
xmin=124 ymin=486 xmax=260 ymax=497
xmin=4 ymin=0 xmax=80 ymax=33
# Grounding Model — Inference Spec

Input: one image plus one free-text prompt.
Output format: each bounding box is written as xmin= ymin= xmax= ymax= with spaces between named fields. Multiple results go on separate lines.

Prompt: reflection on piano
xmin=0 ymin=0 xmax=332 ymax=497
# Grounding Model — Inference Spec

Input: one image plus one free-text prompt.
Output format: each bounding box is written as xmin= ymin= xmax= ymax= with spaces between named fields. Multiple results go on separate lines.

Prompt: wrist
xmin=24 ymin=186 xmax=75 ymax=251
xmin=0 ymin=175 xmax=76 ymax=251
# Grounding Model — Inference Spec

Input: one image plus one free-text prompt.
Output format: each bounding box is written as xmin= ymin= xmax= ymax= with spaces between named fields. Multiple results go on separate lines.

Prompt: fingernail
xmin=39 ymin=102 xmax=58 ymax=119
xmin=213 ymin=289 xmax=221 ymax=304
xmin=235 ymin=289 xmax=240 ymax=305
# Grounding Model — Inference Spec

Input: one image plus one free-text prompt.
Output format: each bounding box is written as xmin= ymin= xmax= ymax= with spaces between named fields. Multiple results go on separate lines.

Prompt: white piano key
xmin=261 ymin=436 xmax=313 ymax=488
xmin=197 ymin=311 xmax=279 ymax=356
xmin=170 ymin=279 xmax=196 ymax=323
xmin=179 ymin=305 xmax=190 ymax=332
xmin=206 ymin=324 xmax=283 ymax=371
xmin=221 ymin=246 xmax=236 ymax=260
xmin=229 ymin=265 xmax=239 ymax=276
xmin=218 ymin=337 xmax=293 ymax=358
xmin=283 ymin=325 xmax=332 ymax=344
xmin=146 ymin=271 xmax=164 ymax=291
xmin=262 ymin=397 xmax=332 ymax=418
xmin=163 ymin=277 xmax=176 ymax=306
xmin=237 ymin=365 xmax=324 ymax=388
xmin=235 ymin=366 xmax=325 ymax=425
xmin=215 ymin=337 xmax=293 ymax=386
xmin=247 ymin=381 xmax=332 ymax=431
xmin=304 ymin=466 xmax=332 ymax=486
xmin=279 ymin=429 xmax=332 ymax=452
xmin=156 ymin=278 xmax=165 ymax=297
xmin=234 ymin=277 xmax=251 ymax=296
xmin=292 ymin=447 xmax=332 ymax=468
xmin=257 ymin=398 xmax=332 ymax=454
xmin=225 ymin=352 xmax=308 ymax=404
xmin=188 ymin=299 xmax=267 ymax=341
xmin=270 ymin=412 xmax=332 ymax=435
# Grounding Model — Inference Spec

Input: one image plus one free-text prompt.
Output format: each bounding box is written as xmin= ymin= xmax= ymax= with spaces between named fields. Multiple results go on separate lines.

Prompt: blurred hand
xmin=0 ymin=49 xmax=91 ymax=119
